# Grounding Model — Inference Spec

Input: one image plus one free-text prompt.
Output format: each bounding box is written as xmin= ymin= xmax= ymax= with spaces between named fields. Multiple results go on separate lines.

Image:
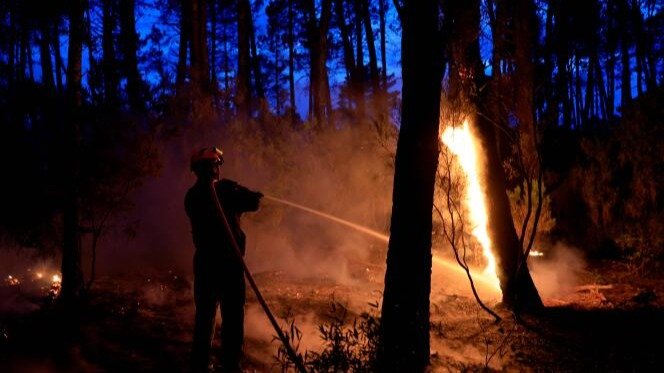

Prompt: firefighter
xmin=185 ymin=146 xmax=262 ymax=373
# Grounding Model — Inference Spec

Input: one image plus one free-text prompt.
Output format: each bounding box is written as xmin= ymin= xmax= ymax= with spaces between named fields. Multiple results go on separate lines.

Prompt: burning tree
xmin=442 ymin=0 xmax=543 ymax=312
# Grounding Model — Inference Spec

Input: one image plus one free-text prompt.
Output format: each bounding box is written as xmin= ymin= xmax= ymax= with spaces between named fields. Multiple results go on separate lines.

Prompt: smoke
xmin=244 ymin=304 xmax=324 ymax=365
xmin=530 ymin=242 xmax=586 ymax=299
xmin=90 ymin=118 xmax=396 ymax=283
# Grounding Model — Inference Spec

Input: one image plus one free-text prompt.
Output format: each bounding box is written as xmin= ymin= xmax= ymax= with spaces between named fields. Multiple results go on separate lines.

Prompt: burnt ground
xmin=0 ymin=259 xmax=663 ymax=372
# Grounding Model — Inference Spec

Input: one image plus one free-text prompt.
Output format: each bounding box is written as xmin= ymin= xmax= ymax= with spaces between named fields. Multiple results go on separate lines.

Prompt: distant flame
xmin=441 ymin=120 xmax=500 ymax=288
xmin=6 ymin=275 xmax=20 ymax=286
xmin=50 ymin=273 xmax=62 ymax=297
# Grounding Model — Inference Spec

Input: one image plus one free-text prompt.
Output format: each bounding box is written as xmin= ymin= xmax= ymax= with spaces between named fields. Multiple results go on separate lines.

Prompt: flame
xmin=441 ymin=120 xmax=500 ymax=288
xmin=6 ymin=275 xmax=20 ymax=286
xmin=50 ymin=273 xmax=62 ymax=297
xmin=529 ymin=250 xmax=544 ymax=257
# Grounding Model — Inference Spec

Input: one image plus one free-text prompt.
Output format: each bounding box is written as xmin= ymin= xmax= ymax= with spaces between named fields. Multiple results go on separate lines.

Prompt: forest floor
xmin=0 ymin=255 xmax=663 ymax=372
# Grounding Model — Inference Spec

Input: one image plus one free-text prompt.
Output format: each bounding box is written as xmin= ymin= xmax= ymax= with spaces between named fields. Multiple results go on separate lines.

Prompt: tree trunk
xmin=542 ymin=0 xmax=556 ymax=126
xmin=305 ymin=0 xmax=332 ymax=126
xmin=53 ymin=20 xmax=64 ymax=93
xmin=378 ymin=0 xmax=387 ymax=88
xmin=335 ymin=0 xmax=356 ymax=81
xmin=8 ymin=1 xmax=16 ymax=88
xmin=360 ymin=0 xmax=379 ymax=89
xmin=379 ymin=0 xmax=443 ymax=370
xmin=449 ymin=0 xmax=542 ymax=312
xmin=236 ymin=0 xmax=252 ymax=120
xmin=61 ymin=0 xmax=86 ymax=306
xmin=619 ymin=0 xmax=631 ymax=109
xmin=102 ymin=0 xmax=119 ymax=107
xmin=191 ymin=0 xmax=211 ymax=115
xmin=39 ymin=17 xmax=55 ymax=92
xmin=209 ymin=0 xmax=218 ymax=93
xmin=249 ymin=10 xmax=265 ymax=101
xmin=287 ymin=0 xmax=297 ymax=122
xmin=352 ymin=0 xmax=365 ymax=114
xmin=176 ymin=0 xmax=191 ymax=97
xmin=119 ymin=0 xmax=145 ymax=112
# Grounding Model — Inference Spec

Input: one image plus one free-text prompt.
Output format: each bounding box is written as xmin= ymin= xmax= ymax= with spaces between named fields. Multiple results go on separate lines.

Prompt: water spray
xmin=264 ymin=195 xmax=389 ymax=241
xmin=263 ymin=195 xmax=501 ymax=290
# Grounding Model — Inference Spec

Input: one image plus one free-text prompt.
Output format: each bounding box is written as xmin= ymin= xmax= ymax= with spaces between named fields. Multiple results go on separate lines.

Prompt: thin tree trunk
xmin=53 ymin=20 xmax=64 ymax=93
xmin=176 ymin=0 xmax=191 ymax=97
xmin=102 ymin=0 xmax=119 ymax=107
xmin=380 ymin=0 xmax=443 ymax=369
xmin=619 ymin=0 xmax=631 ymax=109
xmin=360 ymin=0 xmax=379 ymax=89
xmin=119 ymin=0 xmax=145 ymax=112
xmin=236 ymin=0 xmax=252 ymax=120
xmin=249 ymin=9 xmax=265 ymax=101
xmin=273 ymin=31 xmax=281 ymax=115
xmin=39 ymin=17 xmax=55 ymax=91
xmin=335 ymin=0 xmax=356 ymax=81
xmin=210 ymin=0 xmax=218 ymax=92
xmin=61 ymin=0 xmax=86 ymax=306
xmin=287 ymin=0 xmax=297 ymax=122
xmin=352 ymin=0 xmax=365 ymax=115
xmin=305 ymin=0 xmax=332 ymax=126
xmin=85 ymin=6 xmax=102 ymax=105
xmin=8 ymin=1 xmax=16 ymax=88
xmin=378 ymin=0 xmax=387 ymax=88
xmin=18 ymin=14 xmax=27 ymax=83
xmin=222 ymin=16 xmax=230 ymax=94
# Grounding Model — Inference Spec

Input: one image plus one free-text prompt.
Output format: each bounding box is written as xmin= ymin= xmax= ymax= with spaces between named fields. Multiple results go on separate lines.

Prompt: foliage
xmin=275 ymin=300 xmax=381 ymax=372
xmin=567 ymin=88 xmax=664 ymax=272
xmin=507 ymin=180 xmax=555 ymax=250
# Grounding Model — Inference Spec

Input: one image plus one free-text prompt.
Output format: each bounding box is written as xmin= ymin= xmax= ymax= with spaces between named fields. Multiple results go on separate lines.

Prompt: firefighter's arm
xmin=218 ymin=179 xmax=263 ymax=212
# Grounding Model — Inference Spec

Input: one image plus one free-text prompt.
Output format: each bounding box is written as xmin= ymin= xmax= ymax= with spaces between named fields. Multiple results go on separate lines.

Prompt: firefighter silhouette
xmin=185 ymin=147 xmax=262 ymax=372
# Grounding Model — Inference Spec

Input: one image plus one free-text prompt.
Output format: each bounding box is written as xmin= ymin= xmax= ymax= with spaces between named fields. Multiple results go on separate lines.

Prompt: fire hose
xmin=208 ymin=182 xmax=308 ymax=373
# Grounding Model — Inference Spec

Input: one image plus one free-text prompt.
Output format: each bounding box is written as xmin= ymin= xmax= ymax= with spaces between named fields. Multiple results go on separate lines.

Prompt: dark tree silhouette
xmin=380 ymin=0 xmax=444 ymax=370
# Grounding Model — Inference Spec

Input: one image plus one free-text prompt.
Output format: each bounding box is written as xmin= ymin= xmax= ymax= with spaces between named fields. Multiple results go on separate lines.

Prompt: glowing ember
xmin=6 ymin=275 xmax=21 ymax=286
xmin=50 ymin=273 xmax=62 ymax=297
xmin=441 ymin=120 xmax=500 ymax=288
xmin=36 ymin=272 xmax=44 ymax=279
xmin=529 ymin=250 xmax=544 ymax=257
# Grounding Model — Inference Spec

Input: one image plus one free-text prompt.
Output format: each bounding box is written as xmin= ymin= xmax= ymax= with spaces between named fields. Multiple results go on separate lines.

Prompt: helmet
xmin=190 ymin=146 xmax=224 ymax=171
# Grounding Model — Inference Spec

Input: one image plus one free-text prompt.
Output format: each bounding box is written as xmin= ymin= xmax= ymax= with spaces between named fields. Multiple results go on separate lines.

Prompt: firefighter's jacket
xmin=185 ymin=178 xmax=262 ymax=263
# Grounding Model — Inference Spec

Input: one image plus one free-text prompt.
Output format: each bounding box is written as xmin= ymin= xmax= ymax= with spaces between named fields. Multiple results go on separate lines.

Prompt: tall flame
xmin=441 ymin=120 xmax=500 ymax=288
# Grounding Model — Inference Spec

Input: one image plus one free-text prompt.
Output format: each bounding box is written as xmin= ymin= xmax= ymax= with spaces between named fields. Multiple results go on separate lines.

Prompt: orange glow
xmin=441 ymin=120 xmax=500 ymax=288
